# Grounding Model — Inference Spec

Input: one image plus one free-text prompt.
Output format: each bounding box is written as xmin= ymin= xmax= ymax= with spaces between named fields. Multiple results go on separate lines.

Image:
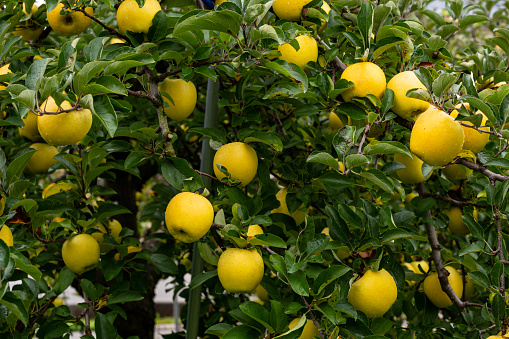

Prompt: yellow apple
xmin=62 ymin=234 xmax=100 ymax=275
xmin=217 ymin=248 xmax=264 ymax=293
xmin=387 ymin=71 xmax=429 ymax=118
xmin=47 ymin=3 xmax=93 ymax=36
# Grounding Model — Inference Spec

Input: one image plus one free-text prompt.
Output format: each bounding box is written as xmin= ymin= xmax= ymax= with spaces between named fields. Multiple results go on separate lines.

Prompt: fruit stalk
xmin=417 ymin=183 xmax=465 ymax=312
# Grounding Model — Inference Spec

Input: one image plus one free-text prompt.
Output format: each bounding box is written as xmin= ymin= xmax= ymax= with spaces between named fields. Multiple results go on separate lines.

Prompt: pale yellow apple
xmin=62 ymin=234 xmax=100 ymax=275
xmin=165 ymin=192 xmax=214 ymax=243
xmin=387 ymin=71 xmax=429 ymax=118
xmin=47 ymin=3 xmax=93 ymax=36
xmin=217 ymin=248 xmax=264 ymax=293
xmin=25 ymin=143 xmax=59 ymax=174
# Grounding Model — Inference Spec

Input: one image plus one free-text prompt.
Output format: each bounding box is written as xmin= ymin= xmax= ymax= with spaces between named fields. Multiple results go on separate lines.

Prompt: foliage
xmin=0 ymin=0 xmax=508 ymax=338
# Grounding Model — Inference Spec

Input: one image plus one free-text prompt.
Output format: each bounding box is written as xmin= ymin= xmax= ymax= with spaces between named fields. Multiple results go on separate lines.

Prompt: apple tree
xmin=0 ymin=0 xmax=508 ymax=338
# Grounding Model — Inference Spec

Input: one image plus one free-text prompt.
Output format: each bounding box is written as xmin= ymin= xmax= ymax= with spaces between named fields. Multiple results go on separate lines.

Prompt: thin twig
xmin=494 ymin=205 xmax=508 ymax=335
xmin=261 ymin=245 xmax=277 ymax=255
xmin=456 ymin=158 xmax=509 ymax=182
xmin=315 ymin=35 xmax=347 ymax=72
xmin=421 ymin=192 xmax=487 ymax=208
xmin=301 ymin=296 xmax=325 ymax=339
xmin=127 ymin=89 xmax=160 ymax=106
xmin=417 ymin=183 xmax=465 ymax=312
xmin=76 ymin=8 xmax=127 ymax=41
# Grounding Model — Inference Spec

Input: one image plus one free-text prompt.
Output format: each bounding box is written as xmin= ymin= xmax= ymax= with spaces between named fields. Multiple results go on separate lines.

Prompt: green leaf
xmin=459 ymin=15 xmax=489 ymax=28
xmin=358 ymin=0 xmax=373 ymax=51
xmin=84 ymin=76 xmax=128 ymax=96
xmin=188 ymin=127 xmax=228 ymax=144
xmin=239 ymin=301 xmax=273 ymax=332
xmin=269 ymin=254 xmax=287 ymax=275
xmin=361 ymin=169 xmax=394 ymax=193
xmin=371 ymin=37 xmax=404 ymax=60
xmin=432 ymin=73 xmax=459 ymax=99
xmin=161 ymin=157 xmax=204 ymax=191
xmin=306 ymin=151 xmax=338 ymax=169
xmin=464 ymin=96 xmax=496 ymax=125
xmin=81 ymin=279 xmax=98 ymax=301
xmin=492 ymin=293 xmax=505 ymax=319
xmin=14 ymin=89 xmax=36 ymax=111
xmin=222 ymin=325 xmax=260 ymax=339
xmin=337 ymin=102 xmax=368 ymax=120
xmin=53 ymin=266 xmax=76 ymax=295
xmin=0 ymin=240 xmax=9 ymax=268
xmin=190 ymin=270 xmax=218 ymax=290
xmin=381 ymin=88 xmax=395 ymax=114
xmin=248 ymin=234 xmax=287 ymax=248
xmin=92 ymin=93 xmax=118 ymax=138
xmin=107 ymin=290 xmax=144 ymax=305
xmin=73 ymin=61 xmax=110 ymax=95
xmin=147 ymin=10 xmax=169 ymax=42
xmin=12 ymin=253 xmax=42 ymax=282
xmin=243 ymin=131 xmax=283 ymax=152
xmin=95 ymin=313 xmax=119 ymax=339
xmin=173 ymin=10 xmax=242 ymax=37
xmin=288 ymin=270 xmax=309 ymax=296
xmin=25 ymin=58 xmax=50 ymax=92
xmin=420 ymin=9 xmax=445 ymax=25
xmin=103 ymin=59 xmax=155 ymax=75
xmin=5 ymin=148 xmax=37 ymax=188
xmin=468 ymin=271 xmax=490 ymax=289
xmin=364 ymin=141 xmax=411 ymax=157
xmin=266 ymin=61 xmax=308 ymax=92
xmin=198 ymin=242 xmax=219 ymax=266
xmin=345 ymin=154 xmax=370 ymax=169
xmin=313 ymin=266 xmax=351 ymax=294
xmin=150 ymin=253 xmax=178 ymax=274
xmin=337 ymin=203 xmax=362 ymax=228
xmin=0 ymin=36 xmax=21 ymax=60
xmin=458 ymin=243 xmax=483 ymax=256
xmin=205 ymin=324 xmax=234 ymax=337
xmin=0 ymin=292 xmax=29 ymax=326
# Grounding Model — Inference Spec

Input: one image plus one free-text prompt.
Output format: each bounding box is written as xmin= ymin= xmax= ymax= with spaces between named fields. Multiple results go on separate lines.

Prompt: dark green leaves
xmin=173 ymin=10 xmax=242 ymax=37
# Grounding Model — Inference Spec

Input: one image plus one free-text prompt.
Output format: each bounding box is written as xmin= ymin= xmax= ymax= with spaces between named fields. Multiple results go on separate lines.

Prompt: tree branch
xmin=417 ymin=183 xmax=465 ymax=312
xmin=315 ymin=35 xmax=347 ymax=72
xmin=456 ymin=158 xmax=509 ymax=182
xmin=76 ymin=8 xmax=127 ymax=41
xmin=301 ymin=296 xmax=325 ymax=339
xmin=421 ymin=192 xmax=486 ymax=208
xmin=494 ymin=205 xmax=508 ymax=335
xmin=153 ymin=57 xmax=233 ymax=83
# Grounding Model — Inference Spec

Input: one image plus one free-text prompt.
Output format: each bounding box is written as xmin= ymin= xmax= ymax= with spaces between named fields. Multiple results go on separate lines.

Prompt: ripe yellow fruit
xmin=423 ymin=266 xmax=463 ymax=308
xmin=329 ymin=112 xmax=351 ymax=131
xmin=62 ymin=234 xmax=100 ymax=275
xmin=25 ymin=143 xmax=59 ymax=174
xmin=0 ymin=225 xmax=13 ymax=247
xmin=0 ymin=64 xmax=10 ymax=92
xmin=215 ymin=0 xmax=228 ymax=5
xmin=347 ymin=269 xmax=397 ymax=318
xmin=247 ymin=224 xmax=263 ymax=241
xmin=13 ymin=24 xmax=44 ymax=41
xmin=444 ymin=206 xmax=477 ymax=236
xmin=217 ymin=248 xmax=264 ymax=293
xmin=165 ymin=192 xmax=214 ymax=243
xmin=405 ymin=192 xmax=418 ymax=204
xmin=386 ymin=71 xmax=429 ymax=118
xmin=38 ymin=97 xmax=93 ymax=146
xmin=91 ymin=220 xmax=123 ymax=252
xmin=278 ymin=35 xmax=318 ymax=71
xmin=340 ymin=62 xmax=387 ymax=102
xmin=19 ymin=111 xmax=42 ymax=141
xmin=158 ymin=78 xmax=197 ymax=121
xmin=402 ymin=260 xmax=429 ymax=286
xmin=410 ymin=107 xmax=464 ymax=166
xmin=442 ymin=164 xmax=472 ymax=181
xmin=394 ymin=153 xmax=428 ymax=184
xmin=450 ymin=105 xmax=490 ymax=153
xmin=47 ymin=3 xmax=93 ymax=36
xmin=117 ymin=0 xmax=162 ymax=34
xmin=213 ymin=142 xmax=258 ymax=186
xmin=255 ymin=284 xmax=269 ymax=302
xmin=272 ymin=188 xmax=309 ymax=225
xmin=114 ymin=246 xmax=142 ymax=260
xmin=272 ymin=0 xmax=310 ymax=21
xmin=288 ymin=318 xmax=321 ymax=339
